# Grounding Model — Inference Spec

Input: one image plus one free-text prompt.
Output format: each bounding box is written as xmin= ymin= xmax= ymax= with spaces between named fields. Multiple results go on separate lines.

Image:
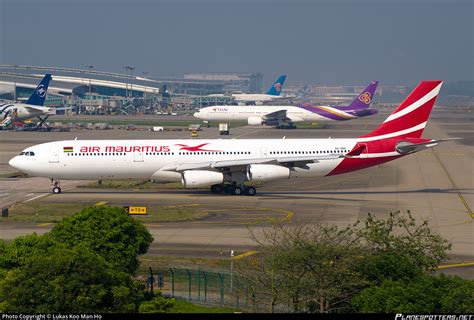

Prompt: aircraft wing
xmin=262 ymin=109 xmax=288 ymax=121
xmin=162 ymin=154 xmax=342 ymax=172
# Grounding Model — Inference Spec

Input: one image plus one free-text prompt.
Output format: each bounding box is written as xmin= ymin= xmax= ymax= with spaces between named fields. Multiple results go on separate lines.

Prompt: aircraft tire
xmin=52 ymin=187 xmax=61 ymax=194
xmin=232 ymin=186 xmax=243 ymax=196
xmin=210 ymin=184 xmax=223 ymax=193
xmin=246 ymin=186 xmax=256 ymax=196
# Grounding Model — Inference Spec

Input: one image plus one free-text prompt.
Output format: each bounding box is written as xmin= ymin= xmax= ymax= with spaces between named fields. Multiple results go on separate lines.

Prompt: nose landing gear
xmin=51 ymin=178 xmax=61 ymax=194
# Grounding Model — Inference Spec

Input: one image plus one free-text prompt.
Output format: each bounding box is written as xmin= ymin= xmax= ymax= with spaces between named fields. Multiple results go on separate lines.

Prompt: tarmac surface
xmin=0 ymin=106 xmax=473 ymax=277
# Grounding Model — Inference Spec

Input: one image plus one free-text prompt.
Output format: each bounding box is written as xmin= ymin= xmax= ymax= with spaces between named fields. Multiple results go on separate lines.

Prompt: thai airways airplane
xmin=194 ymin=81 xmax=379 ymax=127
xmin=207 ymin=75 xmax=290 ymax=104
xmin=9 ymin=81 xmax=454 ymax=196
xmin=0 ymin=74 xmax=54 ymax=127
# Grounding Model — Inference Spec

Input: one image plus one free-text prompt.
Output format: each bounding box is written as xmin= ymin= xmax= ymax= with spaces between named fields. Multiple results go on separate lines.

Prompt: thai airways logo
xmin=274 ymin=83 xmax=282 ymax=93
xmin=175 ymin=143 xmax=222 ymax=152
xmin=35 ymin=85 xmax=47 ymax=98
xmin=358 ymin=92 xmax=371 ymax=104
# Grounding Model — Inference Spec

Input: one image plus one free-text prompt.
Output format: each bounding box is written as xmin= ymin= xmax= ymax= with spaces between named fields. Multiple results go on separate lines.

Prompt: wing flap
xmin=163 ymin=154 xmax=342 ymax=172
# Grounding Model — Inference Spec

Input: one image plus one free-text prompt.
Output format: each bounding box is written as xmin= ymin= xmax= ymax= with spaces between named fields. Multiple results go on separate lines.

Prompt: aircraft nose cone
xmin=8 ymin=156 xmax=20 ymax=170
xmin=193 ymin=112 xmax=201 ymax=119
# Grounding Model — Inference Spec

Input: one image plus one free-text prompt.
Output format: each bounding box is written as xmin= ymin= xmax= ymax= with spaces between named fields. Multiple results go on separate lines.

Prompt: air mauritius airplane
xmin=194 ymin=81 xmax=379 ymax=127
xmin=207 ymin=75 xmax=289 ymax=104
xmin=9 ymin=81 xmax=454 ymax=196
xmin=0 ymin=74 xmax=54 ymax=127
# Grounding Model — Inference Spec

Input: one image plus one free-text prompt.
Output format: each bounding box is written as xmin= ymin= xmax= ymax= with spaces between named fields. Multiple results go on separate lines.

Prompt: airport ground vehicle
xmin=219 ymin=123 xmax=229 ymax=135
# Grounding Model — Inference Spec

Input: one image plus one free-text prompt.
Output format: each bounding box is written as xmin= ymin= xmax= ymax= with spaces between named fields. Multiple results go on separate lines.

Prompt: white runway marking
xmin=23 ymin=193 xmax=49 ymax=203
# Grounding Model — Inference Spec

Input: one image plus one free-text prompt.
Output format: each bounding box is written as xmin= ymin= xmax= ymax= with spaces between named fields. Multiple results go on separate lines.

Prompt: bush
xmin=49 ymin=206 xmax=153 ymax=273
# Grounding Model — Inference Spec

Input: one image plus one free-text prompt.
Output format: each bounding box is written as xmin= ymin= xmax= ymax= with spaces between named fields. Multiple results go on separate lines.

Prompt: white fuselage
xmin=0 ymin=103 xmax=53 ymax=122
xmin=232 ymin=93 xmax=285 ymax=102
xmin=194 ymin=105 xmax=342 ymax=123
xmin=9 ymin=139 xmax=358 ymax=181
xmin=207 ymin=93 xmax=285 ymax=103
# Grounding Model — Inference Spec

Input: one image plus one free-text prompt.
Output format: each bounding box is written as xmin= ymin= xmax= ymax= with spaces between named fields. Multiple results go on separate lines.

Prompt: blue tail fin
xmin=26 ymin=74 xmax=52 ymax=106
xmin=266 ymin=74 xmax=286 ymax=96
xmin=346 ymin=80 xmax=379 ymax=110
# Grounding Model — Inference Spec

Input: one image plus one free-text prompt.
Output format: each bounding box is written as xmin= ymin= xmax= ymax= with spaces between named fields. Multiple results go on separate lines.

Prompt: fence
xmin=141 ymin=268 xmax=252 ymax=309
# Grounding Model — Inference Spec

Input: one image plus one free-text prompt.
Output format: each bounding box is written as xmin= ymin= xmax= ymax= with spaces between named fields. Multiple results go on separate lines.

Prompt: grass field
xmin=7 ymin=202 xmax=208 ymax=223
xmin=139 ymin=256 xmax=230 ymax=274
xmin=78 ymin=180 xmax=183 ymax=189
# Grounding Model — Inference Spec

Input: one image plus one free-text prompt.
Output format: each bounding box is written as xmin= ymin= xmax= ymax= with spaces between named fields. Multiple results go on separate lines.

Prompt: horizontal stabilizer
xmin=396 ymin=138 xmax=461 ymax=154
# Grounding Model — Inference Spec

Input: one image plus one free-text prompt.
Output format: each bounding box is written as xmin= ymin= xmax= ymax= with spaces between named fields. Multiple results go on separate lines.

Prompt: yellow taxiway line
xmin=432 ymin=149 xmax=473 ymax=218
xmin=438 ymin=261 xmax=474 ymax=269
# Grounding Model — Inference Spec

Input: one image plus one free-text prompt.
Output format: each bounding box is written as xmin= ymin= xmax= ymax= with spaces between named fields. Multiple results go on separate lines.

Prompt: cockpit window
xmin=19 ymin=151 xmax=35 ymax=156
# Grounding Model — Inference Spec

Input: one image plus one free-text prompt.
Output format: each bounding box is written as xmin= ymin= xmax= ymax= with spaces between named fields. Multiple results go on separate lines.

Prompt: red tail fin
xmin=360 ymin=80 xmax=443 ymax=141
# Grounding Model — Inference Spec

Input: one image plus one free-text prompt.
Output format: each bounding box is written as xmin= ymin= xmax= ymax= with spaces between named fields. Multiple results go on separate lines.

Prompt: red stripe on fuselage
xmin=326 ymin=155 xmax=401 ymax=176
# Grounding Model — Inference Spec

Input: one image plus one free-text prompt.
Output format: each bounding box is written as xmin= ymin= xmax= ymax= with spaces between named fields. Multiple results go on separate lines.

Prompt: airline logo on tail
xmin=266 ymin=74 xmax=287 ymax=96
xmin=36 ymin=85 xmax=47 ymax=98
xmin=274 ymin=83 xmax=282 ymax=93
xmin=358 ymin=92 xmax=371 ymax=104
xmin=26 ymin=74 xmax=52 ymax=106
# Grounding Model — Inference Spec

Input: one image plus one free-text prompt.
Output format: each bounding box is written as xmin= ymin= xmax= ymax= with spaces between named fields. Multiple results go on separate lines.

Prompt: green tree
xmin=355 ymin=211 xmax=451 ymax=271
xmin=239 ymin=223 xmax=366 ymax=313
xmin=49 ymin=206 xmax=153 ymax=273
xmin=357 ymin=252 xmax=422 ymax=285
xmin=0 ymin=245 xmax=143 ymax=313
xmin=0 ymin=234 xmax=57 ymax=269
xmin=352 ymin=274 xmax=474 ymax=313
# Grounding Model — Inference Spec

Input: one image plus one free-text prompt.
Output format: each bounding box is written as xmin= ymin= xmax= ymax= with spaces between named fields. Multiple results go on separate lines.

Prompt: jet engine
xmin=246 ymin=164 xmax=290 ymax=182
xmin=181 ymin=170 xmax=224 ymax=188
xmin=150 ymin=170 xmax=182 ymax=183
xmin=247 ymin=116 xmax=264 ymax=126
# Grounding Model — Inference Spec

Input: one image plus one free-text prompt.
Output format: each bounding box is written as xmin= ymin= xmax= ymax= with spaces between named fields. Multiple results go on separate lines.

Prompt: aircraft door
xmin=260 ymin=147 xmax=268 ymax=157
xmin=49 ymin=146 xmax=59 ymax=163
xmin=134 ymin=151 xmax=144 ymax=162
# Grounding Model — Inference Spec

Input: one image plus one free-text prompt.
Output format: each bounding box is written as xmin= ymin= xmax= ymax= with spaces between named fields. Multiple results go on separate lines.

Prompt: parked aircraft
xmin=194 ymin=81 xmax=379 ymax=127
xmin=9 ymin=81 xmax=454 ymax=196
xmin=207 ymin=74 xmax=290 ymax=104
xmin=0 ymin=74 xmax=53 ymax=127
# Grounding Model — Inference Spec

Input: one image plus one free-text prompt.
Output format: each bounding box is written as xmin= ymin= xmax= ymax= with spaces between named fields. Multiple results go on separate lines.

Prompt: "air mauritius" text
xmin=79 ymin=146 xmax=170 ymax=153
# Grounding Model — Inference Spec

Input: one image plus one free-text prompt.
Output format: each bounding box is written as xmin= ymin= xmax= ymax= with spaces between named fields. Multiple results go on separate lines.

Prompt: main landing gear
xmin=51 ymin=178 xmax=61 ymax=194
xmin=210 ymin=184 xmax=256 ymax=196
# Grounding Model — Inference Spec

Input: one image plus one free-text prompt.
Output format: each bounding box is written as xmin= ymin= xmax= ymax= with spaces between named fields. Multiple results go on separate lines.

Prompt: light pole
xmin=124 ymin=66 xmax=135 ymax=98
xmin=13 ymin=64 xmax=18 ymax=101
xmin=85 ymin=65 xmax=94 ymax=97
xmin=143 ymin=71 xmax=149 ymax=102
xmin=230 ymin=250 xmax=234 ymax=292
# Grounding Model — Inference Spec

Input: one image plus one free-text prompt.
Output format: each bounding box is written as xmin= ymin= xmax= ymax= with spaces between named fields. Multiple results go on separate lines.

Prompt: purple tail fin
xmin=346 ymin=80 xmax=379 ymax=110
